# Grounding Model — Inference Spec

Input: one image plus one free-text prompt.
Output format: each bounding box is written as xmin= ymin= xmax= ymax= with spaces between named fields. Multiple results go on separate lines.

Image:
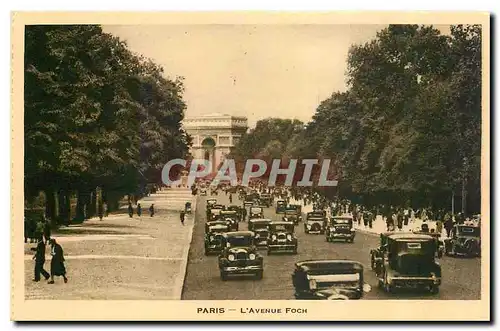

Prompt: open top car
xmin=326 ymin=216 xmax=355 ymax=243
xmin=267 ymin=221 xmax=298 ymax=254
xmin=249 ymin=206 xmax=264 ymax=220
xmin=283 ymin=205 xmax=302 ymax=225
xmin=248 ymin=218 xmax=271 ymax=248
xmin=304 ymin=211 xmax=327 ymax=234
xmin=444 ymin=224 xmax=481 ymax=257
xmin=275 ymin=199 xmax=287 ymax=214
xmin=292 ymin=260 xmax=371 ymax=300
xmin=218 ymin=231 xmax=264 ymax=280
xmin=204 ymin=222 xmax=231 ymax=255
xmin=220 ymin=210 xmax=239 ymax=231
xmin=373 ymin=233 xmax=442 ymax=294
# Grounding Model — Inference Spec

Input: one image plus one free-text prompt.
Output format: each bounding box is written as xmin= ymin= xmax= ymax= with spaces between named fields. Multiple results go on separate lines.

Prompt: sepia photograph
xmin=11 ymin=11 xmax=490 ymax=321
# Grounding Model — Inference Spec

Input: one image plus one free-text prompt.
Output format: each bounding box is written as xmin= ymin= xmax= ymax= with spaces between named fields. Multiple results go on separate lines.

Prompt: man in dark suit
xmin=32 ymin=238 xmax=50 ymax=281
xmin=48 ymin=239 xmax=68 ymax=284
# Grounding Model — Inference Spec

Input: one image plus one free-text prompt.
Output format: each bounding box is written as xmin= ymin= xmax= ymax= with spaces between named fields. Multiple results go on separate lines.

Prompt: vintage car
xmin=282 ymin=205 xmax=302 ymax=225
xmin=208 ymin=208 xmax=223 ymax=221
xmin=227 ymin=205 xmax=243 ymax=221
xmin=444 ymin=224 xmax=481 ymax=257
xmin=373 ymin=233 xmax=442 ymax=294
xmin=260 ymin=193 xmax=273 ymax=207
xmin=248 ymin=218 xmax=272 ymax=248
xmin=200 ymin=187 xmax=207 ymax=196
xmin=369 ymin=232 xmax=405 ymax=270
xmin=267 ymin=221 xmax=298 ymax=254
xmin=325 ymin=216 xmax=355 ymax=243
xmin=206 ymin=199 xmax=217 ymax=209
xmin=304 ymin=211 xmax=327 ymax=234
xmin=275 ymin=199 xmax=287 ymax=214
xmin=249 ymin=206 xmax=264 ymax=220
xmin=413 ymin=230 xmax=444 ymax=258
xmin=219 ymin=210 xmax=239 ymax=231
xmin=204 ymin=222 xmax=231 ymax=255
xmin=218 ymin=231 xmax=264 ymax=280
xmin=292 ymin=260 xmax=371 ymax=300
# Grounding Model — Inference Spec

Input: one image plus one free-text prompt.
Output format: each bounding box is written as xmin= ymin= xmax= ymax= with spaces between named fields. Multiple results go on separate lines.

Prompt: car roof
xmin=249 ymin=218 xmax=271 ymax=223
xmin=270 ymin=221 xmax=294 ymax=226
xmin=331 ymin=216 xmax=353 ymax=220
xmin=387 ymin=233 xmax=434 ymax=240
xmin=295 ymin=259 xmax=363 ymax=270
xmin=223 ymin=231 xmax=254 ymax=238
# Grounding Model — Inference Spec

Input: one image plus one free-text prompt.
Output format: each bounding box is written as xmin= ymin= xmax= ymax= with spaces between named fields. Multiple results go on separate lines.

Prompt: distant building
xmin=183 ymin=113 xmax=248 ymax=173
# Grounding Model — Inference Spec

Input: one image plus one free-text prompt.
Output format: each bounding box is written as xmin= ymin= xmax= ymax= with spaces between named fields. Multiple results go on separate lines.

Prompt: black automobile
xmin=413 ymin=230 xmax=444 ymax=258
xmin=325 ymin=216 xmax=355 ymax=243
xmin=204 ymin=222 xmax=230 ymax=255
xmin=249 ymin=206 xmax=264 ymax=220
xmin=267 ymin=221 xmax=298 ymax=254
xmin=227 ymin=205 xmax=243 ymax=221
xmin=206 ymin=199 xmax=217 ymax=209
xmin=275 ymin=200 xmax=286 ymax=214
xmin=282 ymin=205 xmax=302 ymax=225
xmin=248 ymin=218 xmax=271 ymax=248
xmin=304 ymin=211 xmax=327 ymax=234
xmin=218 ymin=231 xmax=264 ymax=280
xmin=219 ymin=210 xmax=239 ymax=231
xmin=373 ymin=233 xmax=442 ymax=294
xmin=444 ymin=224 xmax=481 ymax=257
xmin=292 ymin=260 xmax=371 ymax=300
xmin=260 ymin=193 xmax=273 ymax=207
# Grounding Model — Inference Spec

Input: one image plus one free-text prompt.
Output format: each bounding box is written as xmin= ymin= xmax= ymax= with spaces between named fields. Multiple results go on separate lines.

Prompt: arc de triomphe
xmin=183 ymin=113 xmax=248 ymax=173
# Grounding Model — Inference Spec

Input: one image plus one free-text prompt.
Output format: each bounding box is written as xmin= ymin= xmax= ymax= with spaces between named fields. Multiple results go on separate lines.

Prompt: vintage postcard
xmin=11 ymin=11 xmax=490 ymax=321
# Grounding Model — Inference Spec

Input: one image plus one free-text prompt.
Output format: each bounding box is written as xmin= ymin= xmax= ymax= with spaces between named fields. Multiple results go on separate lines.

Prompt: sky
xmin=102 ymin=24 xmax=412 ymax=127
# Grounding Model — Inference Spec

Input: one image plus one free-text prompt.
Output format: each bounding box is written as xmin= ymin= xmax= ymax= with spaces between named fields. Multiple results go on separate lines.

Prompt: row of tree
xmin=229 ymin=25 xmax=482 ymax=214
xmin=25 ymin=25 xmax=191 ymax=224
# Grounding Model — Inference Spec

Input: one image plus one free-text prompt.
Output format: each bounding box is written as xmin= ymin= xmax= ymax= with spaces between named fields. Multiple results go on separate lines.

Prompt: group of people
xmin=127 ymin=202 xmax=155 ymax=218
xmin=32 ymin=233 xmax=67 ymax=284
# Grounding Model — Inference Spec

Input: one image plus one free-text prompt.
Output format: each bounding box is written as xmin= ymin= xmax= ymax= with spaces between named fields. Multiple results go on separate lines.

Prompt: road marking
xmin=24 ymin=254 xmax=183 ymax=261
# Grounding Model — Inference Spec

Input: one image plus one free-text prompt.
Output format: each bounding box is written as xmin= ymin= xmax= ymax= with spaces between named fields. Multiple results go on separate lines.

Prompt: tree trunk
xmin=44 ymin=189 xmax=56 ymax=221
xmin=57 ymin=190 xmax=68 ymax=225
xmin=75 ymin=190 xmax=85 ymax=222
xmin=89 ymin=189 xmax=97 ymax=218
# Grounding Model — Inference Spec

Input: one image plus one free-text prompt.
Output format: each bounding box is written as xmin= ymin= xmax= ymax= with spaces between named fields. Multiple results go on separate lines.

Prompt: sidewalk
xmin=288 ymin=197 xmax=443 ymax=237
xmin=24 ymin=192 xmax=197 ymax=300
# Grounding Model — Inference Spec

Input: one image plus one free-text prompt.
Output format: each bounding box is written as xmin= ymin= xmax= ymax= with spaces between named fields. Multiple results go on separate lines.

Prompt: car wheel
xmin=430 ymin=285 xmax=439 ymax=294
xmin=204 ymin=250 xmax=209 ymax=256
xmin=255 ymin=271 xmax=263 ymax=280
xmin=293 ymin=247 xmax=298 ymax=254
xmin=267 ymin=248 xmax=272 ymax=255
xmin=220 ymin=271 xmax=228 ymax=281
xmin=370 ymin=255 xmax=375 ymax=270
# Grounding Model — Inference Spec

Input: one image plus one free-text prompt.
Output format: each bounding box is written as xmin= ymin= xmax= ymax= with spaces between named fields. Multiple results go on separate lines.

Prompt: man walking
xmin=137 ymin=203 xmax=142 ymax=217
xmin=32 ymin=237 xmax=50 ymax=282
xmin=128 ymin=202 xmax=133 ymax=218
xmin=149 ymin=204 xmax=155 ymax=217
xmin=180 ymin=210 xmax=186 ymax=226
xmin=48 ymin=239 xmax=68 ymax=284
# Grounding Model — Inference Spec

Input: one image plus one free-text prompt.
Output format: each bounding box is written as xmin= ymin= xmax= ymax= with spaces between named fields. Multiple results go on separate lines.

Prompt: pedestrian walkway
xmin=24 ymin=191 xmax=198 ymax=300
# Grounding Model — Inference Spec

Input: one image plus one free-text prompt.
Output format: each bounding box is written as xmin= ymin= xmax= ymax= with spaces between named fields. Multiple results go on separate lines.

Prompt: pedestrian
xmin=421 ymin=221 xmax=429 ymax=233
xmin=403 ymin=209 xmax=409 ymax=226
xmin=436 ymin=220 xmax=443 ymax=235
xmin=149 ymin=204 xmax=155 ymax=217
xmin=48 ymin=239 xmax=68 ymax=284
xmin=32 ymin=237 xmax=50 ymax=282
xmin=242 ymin=207 xmax=247 ymax=222
xmin=137 ymin=203 xmax=142 ymax=217
xmin=444 ymin=216 xmax=453 ymax=238
xmin=397 ymin=210 xmax=403 ymax=231
xmin=104 ymin=202 xmax=109 ymax=217
xmin=180 ymin=210 xmax=185 ymax=225
xmin=128 ymin=202 xmax=133 ymax=218
xmin=98 ymin=202 xmax=104 ymax=221
xmin=43 ymin=219 xmax=51 ymax=243
xmin=229 ymin=194 xmax=233 ymax=204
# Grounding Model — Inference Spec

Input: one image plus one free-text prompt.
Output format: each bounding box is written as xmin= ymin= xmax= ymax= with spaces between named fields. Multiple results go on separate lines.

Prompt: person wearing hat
xmin=149 ymin=204 xmax=155 ymax=217
xmin=48 ymin=239 xmax=68 ymax=284
xmin=32 ymin=237 xmax=50 ymax=282
xmin=137 ymin=203 xmax=142 ymax=217
xmin=180 ymin=210 xmax=185 ymax=226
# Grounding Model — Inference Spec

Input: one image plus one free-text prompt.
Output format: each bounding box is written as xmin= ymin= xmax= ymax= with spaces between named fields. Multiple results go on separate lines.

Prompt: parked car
xmin=444 ymin=224 xmax=481 ymax=257
xmin=292 ymin=260 xmax=371 ymax=300
xmin=282 ymin=205 xmax=302 ymax=225
xmin=267 ymin=221 xmax=298 ymax=255
xmin=218 ymin=231 xmax=264 ymax=280
xmin=304 ymin=211 xmax=327 ymax=234
xmin=373 ymin=233 xmax=442 ymax=294
xmin=248 ymin=218 xmax=271 ymax=248
xmin=275 ymin=199 xmax=286 ymax=214
xmin=204 ymin=222 xmax=231 ymax=255
xmin=249 ymin=206 xmax=264 ymax=220
xmin=325 ymin=216 xmax=355 ymax=243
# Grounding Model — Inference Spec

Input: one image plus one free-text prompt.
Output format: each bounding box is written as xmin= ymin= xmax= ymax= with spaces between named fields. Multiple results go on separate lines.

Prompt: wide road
xmin=182 ymin=194 xmax=481 ymax=300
